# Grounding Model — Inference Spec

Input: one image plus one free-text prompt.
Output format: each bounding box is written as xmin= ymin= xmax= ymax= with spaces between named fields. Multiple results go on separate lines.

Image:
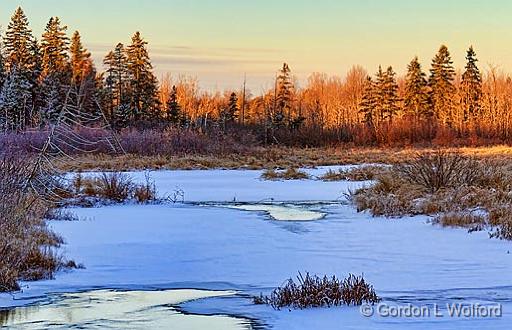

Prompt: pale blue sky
xmin=1 ymin=0 xmax=511 ymax=91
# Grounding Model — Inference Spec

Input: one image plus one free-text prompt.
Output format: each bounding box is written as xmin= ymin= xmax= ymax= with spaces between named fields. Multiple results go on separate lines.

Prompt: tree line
xmin=2 ymin=7 xmax=512 ymax=146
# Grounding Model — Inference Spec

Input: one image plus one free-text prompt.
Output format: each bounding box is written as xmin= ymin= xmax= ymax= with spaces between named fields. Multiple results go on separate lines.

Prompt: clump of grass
xmin=352 ymin=151 xmax=512 ymax=240
xmin=433 ymin=212 xmax=486 ymax=232
xmin=96 ymin=172 xmax=133 ymax=202
xmin=261 ymin=167 xmax=309 ymax=181
xmin=320 ymin=165 xmax=387 ymax=182
xmin=133 ymin=173 xmax=157 ymax=203
xmin=254 ymin=272 xmax=380 ymax=310
xmin=68 ymin=172 xmax=157 ymax=205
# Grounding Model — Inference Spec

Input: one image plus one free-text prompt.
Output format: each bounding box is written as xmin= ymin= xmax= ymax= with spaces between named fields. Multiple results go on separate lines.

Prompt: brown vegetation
xmin=352 ymin=151 xmax=512 ymax=240
xmin=0 ymin=157 xmax=76 ymax=292
xmin=254 ymin=272 xmax=380 ymax=310
xmin=69 ymin=172 xmax=157 ymax=205
xmin=320 ymin=165 xmax=386 ymax=182
xmin=261 ymin=168 xmax=310 ymax=181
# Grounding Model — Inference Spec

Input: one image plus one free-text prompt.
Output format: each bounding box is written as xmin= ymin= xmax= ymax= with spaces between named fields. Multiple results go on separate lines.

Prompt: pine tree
xmin=41 ymin=17 xmax=70 ymax=80
xmin=429 ymin=45 xmax=456 ymax=125
xmin=166 ymin=85 xmax=183 ymax=125
xmin=4 ymin=7 xmax=34 ymax=72
xmin=359 ymin=76 xmax=377 ymax=126
xmin=0 ymin=67 xmax=32 ymax=131
xmin=461 ymin=46 xmax=482 ymax=121
xmin=126 ymin=32 xmax=159 ymax=120
xmin=404 ymin=57 xmax=430 ymax=120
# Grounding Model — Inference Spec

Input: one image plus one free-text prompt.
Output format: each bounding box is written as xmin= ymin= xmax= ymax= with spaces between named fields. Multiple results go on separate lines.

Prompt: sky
xmin=1 ymin=0 xmax=511 ymax=92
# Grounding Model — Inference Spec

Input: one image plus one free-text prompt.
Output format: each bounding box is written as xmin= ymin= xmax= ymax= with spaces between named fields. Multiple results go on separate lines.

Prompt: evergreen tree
xmin=41 ymin=80 xmax=62 ymax=124
xmin=0 ymin=67 xmax=32 ymax=131
xmin=69 ymin=31 xmax=97 ymax=115
xmin=0 ymin=51 xmax=6 ymax=91
xmin=404 ymin=57 xmax=430 ymax=120
xmin=461 ymin=46 xmax=482 ymax=121
xmin=103 ymin=43 xmax=131 ymax=127
xmin=41 ymin=17 xmax=70 ymax=80
xmin=275 ymin=63 xmax=293 ymax=127
xmin=374 ymin=66 xmax=386 ymax=123
xmin=70 ymin=31 xmax=94 ymax=85
xmin=359 ymin=76 xmax=377 ymax=126
xmin=429 ymin=45 xmax=456 ymax=125
xmin=4 ymin=7 xmax=34 ymax=72
xmin=126 ymin=32 xmax=159 ymax=120
xmin=166 ymin=85 xmax=183 ymax=125
xmin=223 ymin=92 xmax=239 ymax=123
xmin=380 ymin=66 xmax=400 ymax=121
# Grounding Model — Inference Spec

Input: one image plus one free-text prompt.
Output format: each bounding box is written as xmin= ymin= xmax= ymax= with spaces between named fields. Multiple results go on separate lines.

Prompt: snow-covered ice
xmin=2 ymin=167 xmax=511 ymax=329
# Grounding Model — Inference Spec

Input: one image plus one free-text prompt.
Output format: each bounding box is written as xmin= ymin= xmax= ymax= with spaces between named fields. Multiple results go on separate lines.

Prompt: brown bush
xmin=254 ymin=272 xmax=380 ymax=310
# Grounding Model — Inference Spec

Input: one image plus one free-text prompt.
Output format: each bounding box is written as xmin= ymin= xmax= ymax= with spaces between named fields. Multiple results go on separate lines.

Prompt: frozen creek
xmin=1 ymin=167 xmax=512 ymax=329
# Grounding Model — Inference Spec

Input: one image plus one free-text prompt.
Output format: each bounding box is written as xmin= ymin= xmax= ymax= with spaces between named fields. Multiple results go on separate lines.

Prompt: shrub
xmin=395 ymin=151 xmax=481 ymax=193
xmin=254 ymin=272 xmax=380 ymax=310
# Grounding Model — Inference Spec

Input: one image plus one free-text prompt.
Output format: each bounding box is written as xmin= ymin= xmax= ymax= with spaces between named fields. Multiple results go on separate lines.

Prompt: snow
xmin=2 ymin=167 xmax=512 ymax=329
xmin=223 ymin=203 xmax=326 ymax=221
xmin=1 ymin=289 xmax=249 ymax=330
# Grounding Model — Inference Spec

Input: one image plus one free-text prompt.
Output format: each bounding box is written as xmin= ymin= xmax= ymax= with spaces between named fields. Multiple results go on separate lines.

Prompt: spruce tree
xmin=275 ymin=63 xmax=293 ymax=127
xmin=461 ymin=46 xmax=482 ymax=121
xmin=103 ymin=43 xmax=131 ymax=127
xmin=224 ymin=92 xmax=239 ymax=123
xmin=374 ymin=66 xmax=386 ymax=123
xmin=4 ymin=7 xmax=34 ymax=72
xmin=0 ymin=52 xmax=6 ymax=90
xmin=359 ymin=76 xmax=377 ymax=126
xmin=41 ymin=17 xmax=70 ymax=80
xmin=0 ymin=67 xmax=32 ymax=131
xmin=70 ymin=31 xmax=94 ymax=85
xmin=404 ymin=57 xmax=430 ymax=120
xmin=126 ymin=32 xmax=159 ymax=120
xmin=380 ymin=66 xmax=400 ymax=121
xmin=166 ymin=85 xmax=183 ymax=125
xmin=429 ymin=45 xmax=456 ymax=125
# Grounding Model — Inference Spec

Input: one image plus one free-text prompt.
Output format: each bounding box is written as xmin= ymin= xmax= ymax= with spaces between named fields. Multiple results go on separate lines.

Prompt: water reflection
xmin=1 ymin=289 xmax=252 ymax=330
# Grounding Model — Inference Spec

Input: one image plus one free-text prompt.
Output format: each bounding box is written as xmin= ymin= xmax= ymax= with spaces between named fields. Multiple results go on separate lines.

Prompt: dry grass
xmin=68 ymin=172 xmax=157 ymax=205
xmin=254 ymin=272 xmax=380 ymax=310
xmin=352 ymin=151 xmax=512 ymax=240
xmin=320 ymin=165 xmax=387 ymax=182
xmin=261 ymin=167 xmax=310 ymax=181
xmin=55 ymin=146 xmax=512 ymax=172
xmin=0 ymin=157 xmax=77 ymax=292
